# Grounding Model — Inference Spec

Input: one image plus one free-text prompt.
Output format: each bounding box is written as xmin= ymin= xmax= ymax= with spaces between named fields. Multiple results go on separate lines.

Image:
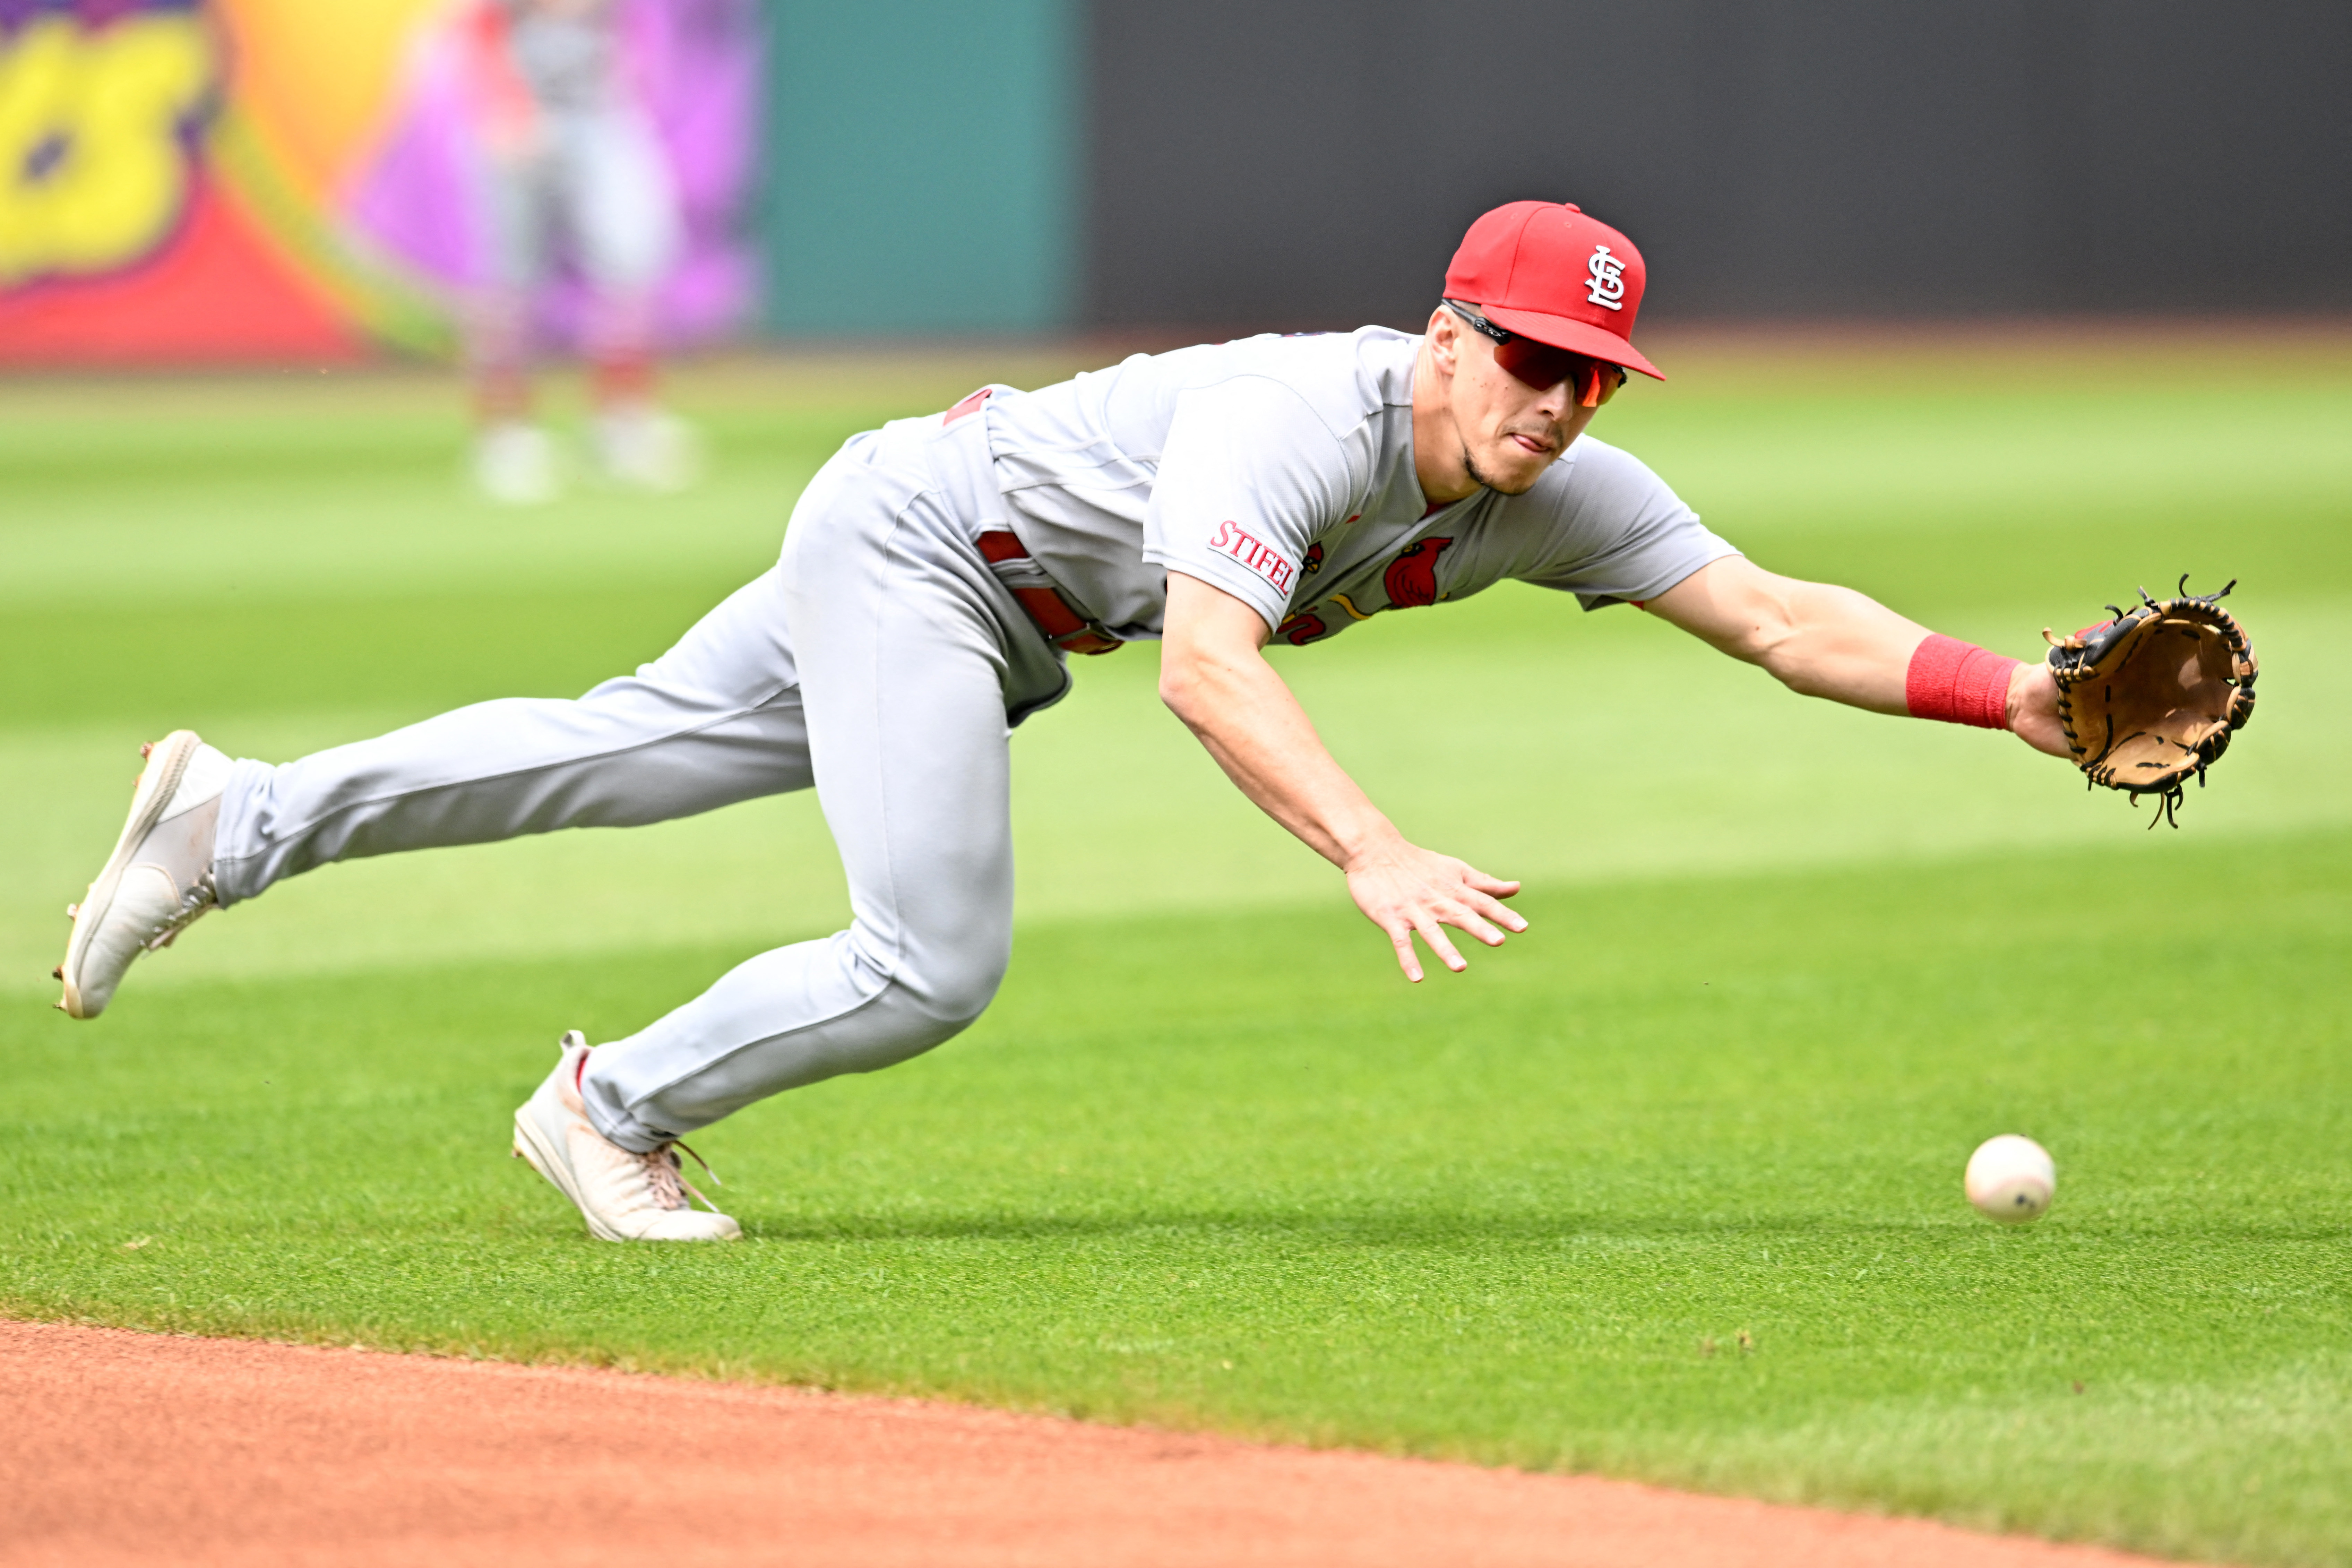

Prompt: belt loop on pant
xmin=974 ymin=531 xmax=1123 ymax=656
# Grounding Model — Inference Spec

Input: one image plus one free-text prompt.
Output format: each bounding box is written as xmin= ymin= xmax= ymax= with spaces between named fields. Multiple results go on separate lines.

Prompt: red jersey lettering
xmin=1207 ymin=520 xmax=1296 ymax=596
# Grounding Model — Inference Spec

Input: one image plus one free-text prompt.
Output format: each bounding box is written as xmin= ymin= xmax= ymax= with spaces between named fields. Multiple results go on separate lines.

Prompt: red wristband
xmin=1905 ymin=634 xmax=2018 ymax=730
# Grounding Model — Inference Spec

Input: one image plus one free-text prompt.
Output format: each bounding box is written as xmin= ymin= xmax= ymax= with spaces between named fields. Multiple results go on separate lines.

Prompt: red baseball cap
xmin=1444 ymin=201 xmax=1663 ymax=380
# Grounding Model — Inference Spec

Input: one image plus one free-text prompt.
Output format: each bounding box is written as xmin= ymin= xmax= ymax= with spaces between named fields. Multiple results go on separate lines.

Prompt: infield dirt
xmin=0 ymin=1319 xmax=2205 ymax=1568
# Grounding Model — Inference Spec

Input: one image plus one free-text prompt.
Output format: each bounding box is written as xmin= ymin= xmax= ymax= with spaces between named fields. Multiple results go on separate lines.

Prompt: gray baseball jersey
xmin=983 ymin=327 xmax=1736 ymax=645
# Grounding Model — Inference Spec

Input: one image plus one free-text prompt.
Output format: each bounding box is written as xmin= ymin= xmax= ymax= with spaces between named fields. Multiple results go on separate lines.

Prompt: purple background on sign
xmin=0 ymin=0 xmax=201 ymax=23
xmin=344 ymin=0 xmax=759 ymax=347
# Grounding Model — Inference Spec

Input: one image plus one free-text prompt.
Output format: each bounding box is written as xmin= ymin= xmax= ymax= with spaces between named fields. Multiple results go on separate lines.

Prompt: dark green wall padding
xmin=760 ymin=0 xmax=1078 ymax=335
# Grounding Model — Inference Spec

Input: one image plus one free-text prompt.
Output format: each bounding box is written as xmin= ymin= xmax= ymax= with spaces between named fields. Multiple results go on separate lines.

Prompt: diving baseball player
xmin=55 ymin=202 xmax=2075 ymax=1242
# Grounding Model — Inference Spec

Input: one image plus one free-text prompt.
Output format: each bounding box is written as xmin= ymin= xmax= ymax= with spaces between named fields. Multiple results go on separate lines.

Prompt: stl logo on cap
xmin=1585 ymin=245 xmax=1627 ymax=311
xmin=1443 ymin=200 xmax=1664 ymax=380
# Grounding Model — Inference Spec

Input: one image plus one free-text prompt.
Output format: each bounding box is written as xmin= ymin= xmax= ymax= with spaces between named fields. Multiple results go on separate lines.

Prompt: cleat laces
xmin=641 ymin=1141 xmax=724 ymax=1213
xmin=142 ymin=870 xmax=218 ymax=953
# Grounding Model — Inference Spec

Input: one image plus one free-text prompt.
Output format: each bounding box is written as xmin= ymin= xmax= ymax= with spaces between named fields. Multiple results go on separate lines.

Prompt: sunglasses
xmin=1444 ymin=300 xmax=1627 ymax=408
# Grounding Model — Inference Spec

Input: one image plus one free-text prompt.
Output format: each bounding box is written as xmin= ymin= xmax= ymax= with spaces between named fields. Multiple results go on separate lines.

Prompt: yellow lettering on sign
xmin=0 ymin=14 xmax=218 ymax=287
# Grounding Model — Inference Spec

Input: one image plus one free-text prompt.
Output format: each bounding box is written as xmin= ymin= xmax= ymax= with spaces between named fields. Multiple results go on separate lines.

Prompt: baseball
xmin=1965 ymin=1135 xmax=2055 ymax=1222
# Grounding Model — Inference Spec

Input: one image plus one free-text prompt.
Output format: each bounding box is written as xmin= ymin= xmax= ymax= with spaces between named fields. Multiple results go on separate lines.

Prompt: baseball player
xmin=55 ymin=202 xmax=2074 ymax=1242
xmin=456 ymin=0 xmax=698 ymax=502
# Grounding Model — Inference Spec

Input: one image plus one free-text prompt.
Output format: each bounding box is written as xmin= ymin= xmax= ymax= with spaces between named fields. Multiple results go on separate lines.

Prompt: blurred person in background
xmin=456 ymin=0 xmax=700 ymax=503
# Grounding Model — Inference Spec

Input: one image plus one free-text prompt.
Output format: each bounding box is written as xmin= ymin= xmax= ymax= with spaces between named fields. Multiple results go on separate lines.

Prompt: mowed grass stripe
xmin=4 ymin=586 xmax=2341 ymax=989
xmin=0 ymin=585 xmax=740 ymax=731
xmin=5 ymin=348 xmax=2349 ymax=611
xmin=3 ymin=831 xmax=2347 ymax=1566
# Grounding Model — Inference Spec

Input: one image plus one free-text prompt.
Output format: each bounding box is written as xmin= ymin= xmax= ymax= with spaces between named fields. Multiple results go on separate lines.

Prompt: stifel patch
xmin=1208 ymin=521 xmax=1297 ymax=596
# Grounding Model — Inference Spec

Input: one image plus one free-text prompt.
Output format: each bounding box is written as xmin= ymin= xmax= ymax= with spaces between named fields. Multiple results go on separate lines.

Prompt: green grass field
xmin=3 ymin=333 xmax=2348 ymax=1565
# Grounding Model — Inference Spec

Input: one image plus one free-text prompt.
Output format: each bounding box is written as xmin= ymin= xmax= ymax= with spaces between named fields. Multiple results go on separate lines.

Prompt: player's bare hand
xmin=1343 ymin=836 xmax=1526 ymax=983
xmin=2006 ymin=662 xmax=2072 ymax=760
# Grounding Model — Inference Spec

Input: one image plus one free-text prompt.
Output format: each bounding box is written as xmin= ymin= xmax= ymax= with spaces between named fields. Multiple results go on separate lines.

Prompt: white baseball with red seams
xmin=1965 ymin=1135 xmax=2057 ymax=1222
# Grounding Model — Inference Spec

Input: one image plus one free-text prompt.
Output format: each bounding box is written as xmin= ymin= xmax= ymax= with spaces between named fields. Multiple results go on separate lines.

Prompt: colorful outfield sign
xmin=0 ymin=0 xmax=759 ymax=365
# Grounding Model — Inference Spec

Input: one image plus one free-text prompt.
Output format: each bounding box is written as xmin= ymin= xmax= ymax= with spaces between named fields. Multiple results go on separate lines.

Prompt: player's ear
xmin=1426 ymin=304 xmax=1460 ymax=370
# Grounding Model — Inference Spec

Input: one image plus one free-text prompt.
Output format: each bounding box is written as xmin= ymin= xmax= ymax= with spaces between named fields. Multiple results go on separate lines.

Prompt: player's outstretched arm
xmin=1644 ymin=556 xmax=2072 ymax=758
xmin=1159 ymin=571 xmax=1527 ymax=982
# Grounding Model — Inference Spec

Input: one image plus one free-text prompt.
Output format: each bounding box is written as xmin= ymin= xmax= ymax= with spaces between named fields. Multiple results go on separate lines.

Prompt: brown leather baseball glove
xmin=2043 ymin=578 xmax=2257 ymax=826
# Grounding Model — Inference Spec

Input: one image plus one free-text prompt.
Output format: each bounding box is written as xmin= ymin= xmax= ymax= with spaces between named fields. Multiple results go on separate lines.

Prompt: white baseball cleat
xmin=512 ymin=1032 xmax=741 ymax=1242
xmin=591 ymin=405 xmax=702 ymax=493
xmin=473 ymin=421 xmax=563 ymax=505
xmin=57 ymin=730 xmax=231 ymax=1019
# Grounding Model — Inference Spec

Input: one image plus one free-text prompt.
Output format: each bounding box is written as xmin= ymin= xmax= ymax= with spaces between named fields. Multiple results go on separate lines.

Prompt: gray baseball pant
xmin=211 ymin=414 xmax=1069 ymax=1153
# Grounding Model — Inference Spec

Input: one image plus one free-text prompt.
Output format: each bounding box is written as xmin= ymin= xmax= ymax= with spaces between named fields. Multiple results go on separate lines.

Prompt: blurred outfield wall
xmin=759 ymin=0 xmax=1075 ymax=335
xmin=1085 ymin=0 xmax=2352 ymax=330
xmin=2 ymin=0 xmax=2342 ymax=363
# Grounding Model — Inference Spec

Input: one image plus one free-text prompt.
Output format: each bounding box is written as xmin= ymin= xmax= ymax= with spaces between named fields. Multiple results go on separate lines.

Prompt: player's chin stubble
xmin=1462 ymin=439 xmax=1549 ymax=497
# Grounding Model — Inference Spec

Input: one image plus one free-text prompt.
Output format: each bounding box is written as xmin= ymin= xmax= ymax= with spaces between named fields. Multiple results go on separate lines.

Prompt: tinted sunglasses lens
xmin=1580 ymin=357 xmax=1624 ymax=407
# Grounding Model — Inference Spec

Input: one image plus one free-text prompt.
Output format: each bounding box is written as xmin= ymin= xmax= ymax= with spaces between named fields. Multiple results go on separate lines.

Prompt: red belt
xmin=975 ymin=531 xmax=1123 ymax=656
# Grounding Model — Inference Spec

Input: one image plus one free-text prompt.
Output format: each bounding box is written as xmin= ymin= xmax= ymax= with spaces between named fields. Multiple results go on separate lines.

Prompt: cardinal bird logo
xmin=1382 ymin=537 xmax=1454 ymax=609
